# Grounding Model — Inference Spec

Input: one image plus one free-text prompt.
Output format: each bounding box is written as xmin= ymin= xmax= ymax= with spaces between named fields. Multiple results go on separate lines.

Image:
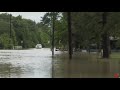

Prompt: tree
xmin=67 ymin=12 xmax=72 ymax=59
xmin=0 ymin=13 xmax=45 ymax=49
xmin=0 ymin=34 xmax=13 ymax=49
xmin=101 ymin=12 xmax=110 ymax=58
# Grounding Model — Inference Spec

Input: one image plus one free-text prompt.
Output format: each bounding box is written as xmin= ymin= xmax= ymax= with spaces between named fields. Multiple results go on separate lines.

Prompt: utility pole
xmin=67 ymin=12 xmax=72 ymax=59
xmin=9 ymin=14 xmax=12 ymax=49
xmin=51 ymin=12 xmax=55 ymax=78
xmin=10 ymin=14 xmax=12 ymax=40
xmin=10 ymin=14 xmax=15 ymax=49
xmin=52 ymin=12 xmax=55 ymax=57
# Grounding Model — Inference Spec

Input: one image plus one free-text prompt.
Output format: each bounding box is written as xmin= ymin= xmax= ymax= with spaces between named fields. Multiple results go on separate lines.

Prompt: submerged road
xmin=0 ymin=48 xmax=53 ymax=78
xmin=0 ymin=48 xmax=120 ymax=78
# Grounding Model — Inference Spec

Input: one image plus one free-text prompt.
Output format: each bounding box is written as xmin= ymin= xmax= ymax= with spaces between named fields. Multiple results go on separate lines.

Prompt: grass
xmin=54 ymin=51 xmax=120 ymax=61
xmin=110 ymin=52 xmax=120 ymax=59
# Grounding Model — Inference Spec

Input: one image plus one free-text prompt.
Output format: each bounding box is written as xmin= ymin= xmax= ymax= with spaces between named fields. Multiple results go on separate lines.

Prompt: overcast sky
xmin=0 ymin=12 xmax=46 ymax=23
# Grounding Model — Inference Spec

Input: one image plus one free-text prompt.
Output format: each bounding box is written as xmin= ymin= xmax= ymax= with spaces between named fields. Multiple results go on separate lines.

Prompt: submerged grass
xmin=53 ymin=51 xmax=120 ymax=78
xmin=54 ymin=51 xmax=120 ymax=62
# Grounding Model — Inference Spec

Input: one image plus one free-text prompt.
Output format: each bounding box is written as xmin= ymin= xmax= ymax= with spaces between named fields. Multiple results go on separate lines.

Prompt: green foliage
xmin=41 ymin=12 xmax=120 ymax=50
xmin=0 ymin=33 xmax=13 ymax=49
xmin=0 ymin=13 xmax=49 ymax=49
xmin=1 ymin=12 xmax=120 ymax=50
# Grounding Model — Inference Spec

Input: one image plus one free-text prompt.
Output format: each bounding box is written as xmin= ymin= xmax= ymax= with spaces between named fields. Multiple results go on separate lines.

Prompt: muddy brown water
xmin=0 ymin=49 xmax=120 ymax=78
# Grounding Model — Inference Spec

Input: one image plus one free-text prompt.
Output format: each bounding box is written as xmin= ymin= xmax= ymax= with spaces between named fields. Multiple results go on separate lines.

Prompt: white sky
xmin=0 ymin=12 xmax=46 ymax=23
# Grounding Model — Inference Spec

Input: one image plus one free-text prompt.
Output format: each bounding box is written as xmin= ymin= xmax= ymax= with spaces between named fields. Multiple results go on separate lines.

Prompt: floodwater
xmin=0 ymin=48 xmax=120 ymax=78
xmin=0 ymin=48 xmax=52 ymax=78
xmin=53 ymin=52 xmax=120 ymax=78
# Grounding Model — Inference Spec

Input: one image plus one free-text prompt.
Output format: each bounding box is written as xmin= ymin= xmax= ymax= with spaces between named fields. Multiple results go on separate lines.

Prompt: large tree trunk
xmin=102 ymin=12 xmax=110 ymax=58
xmin=67 ymin=12 xmax=72 ymax=59
xmin=102 ymin=32 xmax=110 ymax=58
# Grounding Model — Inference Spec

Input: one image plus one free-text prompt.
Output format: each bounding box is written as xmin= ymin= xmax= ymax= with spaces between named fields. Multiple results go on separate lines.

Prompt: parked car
xmin=35 ymin=44 xmax=42 ymax=49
